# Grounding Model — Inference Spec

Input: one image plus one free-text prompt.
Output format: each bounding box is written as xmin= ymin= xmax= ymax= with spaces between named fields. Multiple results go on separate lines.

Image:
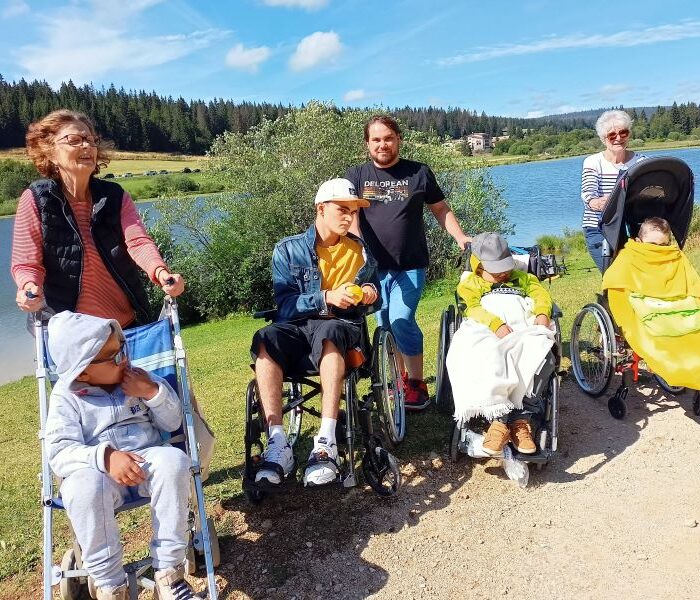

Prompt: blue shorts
xmin=375 ymin=269 xmax=425 ymax=356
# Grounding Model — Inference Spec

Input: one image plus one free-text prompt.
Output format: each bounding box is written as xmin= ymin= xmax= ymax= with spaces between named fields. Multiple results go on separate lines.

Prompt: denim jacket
xmin=272 ymin=223 xmax=381 ymax=323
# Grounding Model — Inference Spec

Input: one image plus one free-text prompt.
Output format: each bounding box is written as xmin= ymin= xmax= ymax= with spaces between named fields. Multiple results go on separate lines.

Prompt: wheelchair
xmin=570 ymin=156 xmax=699 ymax=419
xmin=34 ymin=298 xmax=219 ymax=600
xmin=435 ymin=244 xmax=564 ymax=468
xmin=243 ymin=311 xmax=406 ymax=504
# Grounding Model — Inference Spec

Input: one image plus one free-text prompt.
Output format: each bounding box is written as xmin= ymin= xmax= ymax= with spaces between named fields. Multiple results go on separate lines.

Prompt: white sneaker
xmin=303 ymin=435 xmax=339 ymax=486
xmin=255 ymin=433 xmax=294 ymax=485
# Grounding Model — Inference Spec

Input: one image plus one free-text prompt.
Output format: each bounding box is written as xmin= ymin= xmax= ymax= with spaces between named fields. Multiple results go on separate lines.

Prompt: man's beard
xmin=371 ymin=150 xmax=398 ymax=167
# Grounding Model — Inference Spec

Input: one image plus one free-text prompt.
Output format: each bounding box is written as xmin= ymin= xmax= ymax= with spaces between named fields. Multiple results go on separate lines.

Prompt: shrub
xmin=0 ymin=159 xmax=39 ymax=204
xmin=153 ymin=103 xmax=511 ymax=321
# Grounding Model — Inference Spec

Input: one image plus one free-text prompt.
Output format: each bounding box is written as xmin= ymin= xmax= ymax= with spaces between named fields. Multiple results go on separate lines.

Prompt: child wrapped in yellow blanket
xmin=601 ymin=217 xmax=700 ymax=388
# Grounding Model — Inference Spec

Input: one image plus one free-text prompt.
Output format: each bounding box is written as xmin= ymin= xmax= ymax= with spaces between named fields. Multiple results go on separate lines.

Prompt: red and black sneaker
xmin=404 ymin=377 xmax=430 ymax=411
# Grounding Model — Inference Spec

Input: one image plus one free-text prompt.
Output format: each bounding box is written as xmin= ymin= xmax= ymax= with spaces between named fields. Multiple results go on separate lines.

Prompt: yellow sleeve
xmin=456 ymin=274 xmax=505 ymax=333
xmin=522 ymin=273 xmax=553 ymax=317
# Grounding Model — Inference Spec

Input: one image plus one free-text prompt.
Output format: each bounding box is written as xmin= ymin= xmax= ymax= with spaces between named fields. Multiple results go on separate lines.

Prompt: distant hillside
xmin=542 ymin=106 xmax=664 ymax=124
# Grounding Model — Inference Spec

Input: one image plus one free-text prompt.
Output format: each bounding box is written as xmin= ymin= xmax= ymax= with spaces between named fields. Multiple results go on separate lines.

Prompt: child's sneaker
xmin=154 ymin=564 xmax=196 ymax=599
xmin=255 ymin=432 xmax=294 ymax=485
xmin=97 ymin=584 xmax=127 ymax=600
xmin=404 ymin=378 xmax=430 ymax=411
xmin=303 ymin=435 xmax=339 ymax=486
xmin=482 ymin=421 xmax=510 ymax=456
xmin=509 ymin=420 xmax=536 ymax=454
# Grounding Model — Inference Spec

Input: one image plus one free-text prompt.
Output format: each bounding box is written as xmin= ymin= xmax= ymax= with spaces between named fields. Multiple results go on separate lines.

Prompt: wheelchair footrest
xmin=513 ymin=450 xmax=550 ymax=465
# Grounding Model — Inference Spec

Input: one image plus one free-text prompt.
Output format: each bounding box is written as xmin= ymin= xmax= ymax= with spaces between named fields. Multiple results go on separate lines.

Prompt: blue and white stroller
xmin=33 ymin=298 xmax=219 ymax=600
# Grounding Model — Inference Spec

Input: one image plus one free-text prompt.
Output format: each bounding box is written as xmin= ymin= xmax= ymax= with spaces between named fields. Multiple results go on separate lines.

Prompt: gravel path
xmin=4 ymin=379 xmax=698 ymax=599
xmin=211 ymin=379 xmax=700 ymax=600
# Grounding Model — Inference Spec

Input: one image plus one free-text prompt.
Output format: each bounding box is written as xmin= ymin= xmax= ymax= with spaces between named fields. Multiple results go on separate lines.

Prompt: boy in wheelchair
xmin=251 ymin=178 xmax=381 ymax=488
xmin=45 ymin=311 xmax=195 ymax=600
xmin=446 ymin=232 xmax=555 ymax=457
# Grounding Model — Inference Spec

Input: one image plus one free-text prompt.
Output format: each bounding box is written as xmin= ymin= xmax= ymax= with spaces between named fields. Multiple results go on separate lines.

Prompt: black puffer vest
xmin=30 ymin=178 xmax=152 ymax=324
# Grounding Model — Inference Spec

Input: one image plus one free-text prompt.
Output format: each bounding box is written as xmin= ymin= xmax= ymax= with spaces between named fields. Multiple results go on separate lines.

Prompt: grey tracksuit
xmin=45 ymin=312 xmax=191 ymax=589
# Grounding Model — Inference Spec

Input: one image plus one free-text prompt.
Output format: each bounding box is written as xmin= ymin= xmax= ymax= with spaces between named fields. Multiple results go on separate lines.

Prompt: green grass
xmin=2 ymin=244 xmax=699 ymax=591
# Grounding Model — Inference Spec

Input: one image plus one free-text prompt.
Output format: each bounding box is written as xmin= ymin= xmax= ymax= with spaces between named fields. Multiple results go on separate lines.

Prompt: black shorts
xmin=251 ymin=318 xmax=362 ymax=374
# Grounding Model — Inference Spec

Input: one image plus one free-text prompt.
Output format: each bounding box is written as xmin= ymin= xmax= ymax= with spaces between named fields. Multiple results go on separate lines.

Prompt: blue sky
xmin=0 ymin=0 xmax=698 ymax=117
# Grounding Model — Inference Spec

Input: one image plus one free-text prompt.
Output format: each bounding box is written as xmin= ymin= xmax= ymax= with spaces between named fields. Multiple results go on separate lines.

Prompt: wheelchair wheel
xmin=244 ymin=381 xmax=266 ymax=505
xmin=372 ymin=328 xmax=406 ymax=446
xmin=435 ymin=305 xmax=456 ymax=414
xmin=362 ymin=446 xmax=401 ymax=497
xmin=608 ymin=395 xmax=627 ymax=419
xmin=449 ymin=422 xmax=463 ymax=463
xmin=282 ymin=382 xmax=304 ymax=447
xmin=653 ymin=374 xmax=685 ymax=396
xmin=570 ymin=303 xmax=616 ymax=397
xmin=59 ymin=548 xmax=88 ymax=600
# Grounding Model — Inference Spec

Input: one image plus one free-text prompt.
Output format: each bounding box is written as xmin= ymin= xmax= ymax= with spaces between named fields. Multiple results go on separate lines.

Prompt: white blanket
xmin=446 ymin=291 xmax=555 ymax=426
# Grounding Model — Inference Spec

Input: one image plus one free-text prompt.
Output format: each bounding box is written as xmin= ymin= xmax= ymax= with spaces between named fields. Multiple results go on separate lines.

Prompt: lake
xmin=2 ymin=147 xmax=699 ymax=384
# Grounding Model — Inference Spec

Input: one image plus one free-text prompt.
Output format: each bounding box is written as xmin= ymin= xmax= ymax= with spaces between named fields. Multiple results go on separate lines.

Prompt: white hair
xmin=595 ymin=110 xmax=633 ymax=141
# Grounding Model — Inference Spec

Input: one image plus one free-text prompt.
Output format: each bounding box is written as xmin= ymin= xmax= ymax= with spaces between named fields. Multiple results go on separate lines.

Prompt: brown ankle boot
xmin=482 ymin=421 xmax=510 ymax=456
xmin=509 ymin=419 xmax=536 ymax=454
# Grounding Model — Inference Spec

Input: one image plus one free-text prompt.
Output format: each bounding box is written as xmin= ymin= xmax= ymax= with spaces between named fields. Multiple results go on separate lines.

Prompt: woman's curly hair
xmin=25 ymin=109 xmax=113 ymax=178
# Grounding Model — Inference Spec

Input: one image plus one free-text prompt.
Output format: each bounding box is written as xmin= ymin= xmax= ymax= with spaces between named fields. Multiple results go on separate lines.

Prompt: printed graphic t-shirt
xmin=345 ymin=159 xmax=444 ymax=270
xmin=316 ymin=236 xmax=365 ymax=290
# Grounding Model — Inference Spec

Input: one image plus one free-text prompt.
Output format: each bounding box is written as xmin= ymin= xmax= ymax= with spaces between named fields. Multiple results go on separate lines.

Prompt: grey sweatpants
xmin=60 ymin=445 xmax=191 ymax=588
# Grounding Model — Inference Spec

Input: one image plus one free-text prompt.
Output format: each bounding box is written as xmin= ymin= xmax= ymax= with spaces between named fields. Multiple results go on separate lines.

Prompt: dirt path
xmin=4 ymin=379 xmax=699 ymax=599
xmin=210 ymin=379 xmax=700 ymax=600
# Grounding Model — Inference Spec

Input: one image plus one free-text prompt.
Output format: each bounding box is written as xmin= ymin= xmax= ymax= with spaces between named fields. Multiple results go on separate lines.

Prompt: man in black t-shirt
xmin=346 ymin=115 xmax=471 ymax=410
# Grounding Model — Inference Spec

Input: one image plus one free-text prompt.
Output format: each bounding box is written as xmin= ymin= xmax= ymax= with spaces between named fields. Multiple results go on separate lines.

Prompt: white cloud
xmin=526 ymin=110 xmax=545 ymax=119
xmin=262 ymin=0 xmax=328 ymax=9
xmin=437 ymin=20 xmax=700 ymax=66
xmin=225 ymin=43 xmax=271 ymax=73
xmin=289 ymin=31 xmax=342 ymax=71
xmin=343 ymin=88 xmax=367 ymax=103
xmin=2 ymin=0 xmax=29 ymax=18
xmin=15 ymin=1 xmax=229 ymax=85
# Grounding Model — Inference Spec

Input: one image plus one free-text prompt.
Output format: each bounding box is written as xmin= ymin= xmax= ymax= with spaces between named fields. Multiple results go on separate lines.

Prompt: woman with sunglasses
xmin=11 ymin=109 xmax=184 ymax=327
xmin=580 ymin=109 xmax=645 ymax=272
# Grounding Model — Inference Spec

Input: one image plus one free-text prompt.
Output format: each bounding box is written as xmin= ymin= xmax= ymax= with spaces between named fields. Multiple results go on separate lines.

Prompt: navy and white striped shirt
xmin=580 ymin=152 xmax=645 ymax=229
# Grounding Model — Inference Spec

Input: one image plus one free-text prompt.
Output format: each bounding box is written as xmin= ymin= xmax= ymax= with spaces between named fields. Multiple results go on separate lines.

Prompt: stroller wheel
xmin=59 ymin=548 xmax=88 ymax=600
xmin=608 ymin=396 xmax=626 ymax=420
xmin=693 ymin=391 xmax=700 ymax=416
xmin=362 ymin=446 xmax=401 ymax=497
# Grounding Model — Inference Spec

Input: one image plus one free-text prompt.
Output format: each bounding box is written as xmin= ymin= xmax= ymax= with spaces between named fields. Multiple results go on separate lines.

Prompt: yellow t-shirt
xmin=316 ymin=237 xmax=364 ymax=291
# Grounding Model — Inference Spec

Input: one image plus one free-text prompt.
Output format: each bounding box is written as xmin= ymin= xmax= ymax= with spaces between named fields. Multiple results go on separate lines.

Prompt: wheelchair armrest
xmin=253 ymin=309 xmax=277 ymax=321
xmin=551 ymin=303 xmax=562 ymax=319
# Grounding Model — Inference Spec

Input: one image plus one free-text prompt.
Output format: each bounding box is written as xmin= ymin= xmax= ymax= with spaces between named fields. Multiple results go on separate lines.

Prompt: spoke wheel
xmin=282 ymin=382 xmax=304 ymax=447
xmin=449 ymin=423 xmax=463 ymax=463
xmin=372 ymin=328 xmax=406 ymax=445
xmin=570 ymin=303 xmax=615 ymax=397
xmin=435 ymin=305 xmax=456 ymax=414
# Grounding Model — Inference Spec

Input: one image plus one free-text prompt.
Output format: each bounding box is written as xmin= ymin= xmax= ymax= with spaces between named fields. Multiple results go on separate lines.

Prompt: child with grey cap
xmin=448 ymin=232 xmax=554 ymax=456
xmin=44 ymin=311 xmax=196 ymax=600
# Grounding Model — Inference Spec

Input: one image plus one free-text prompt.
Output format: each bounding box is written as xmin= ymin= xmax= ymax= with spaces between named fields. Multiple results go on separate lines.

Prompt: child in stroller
xmin=45 ymin=311 xmax=196 ymax=600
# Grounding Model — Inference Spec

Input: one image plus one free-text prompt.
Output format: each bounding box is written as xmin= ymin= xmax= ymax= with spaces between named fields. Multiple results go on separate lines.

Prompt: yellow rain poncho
xmin=602 ymin=239 xmax=700 ymax=388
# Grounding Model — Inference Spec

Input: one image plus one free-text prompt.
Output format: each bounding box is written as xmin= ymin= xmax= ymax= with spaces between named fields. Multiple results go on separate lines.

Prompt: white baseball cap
xmin=314 ymin=178 xmax=370 ymax=207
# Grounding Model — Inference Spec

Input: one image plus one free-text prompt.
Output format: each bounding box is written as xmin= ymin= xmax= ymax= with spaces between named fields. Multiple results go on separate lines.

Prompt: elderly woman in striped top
xmin=581 ymin=109 xmax=645 ymax=272
xmin=11 ymin=109 xmax=184 ymax=327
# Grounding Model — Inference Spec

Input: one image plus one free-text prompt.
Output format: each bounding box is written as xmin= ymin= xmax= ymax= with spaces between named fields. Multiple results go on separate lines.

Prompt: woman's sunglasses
xmin=91 ymin=341 xmax=128 ymax=366
xmin=606 ymin=129 xmax=630 ymax=141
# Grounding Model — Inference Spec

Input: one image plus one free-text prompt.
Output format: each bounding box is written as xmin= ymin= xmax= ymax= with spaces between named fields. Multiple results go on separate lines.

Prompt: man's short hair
xmin=638 ymin=217 xmax=671 ymax=240
xmin=364 ymin=115 xmax=402 ymax=142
